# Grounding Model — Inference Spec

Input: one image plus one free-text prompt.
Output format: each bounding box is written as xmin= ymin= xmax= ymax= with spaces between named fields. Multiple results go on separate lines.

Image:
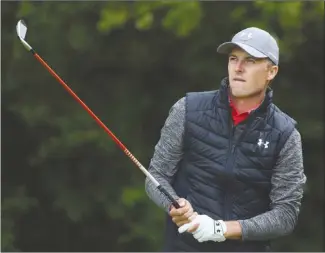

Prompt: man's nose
xmin=235 ymin=61 xmax=244 ymax=72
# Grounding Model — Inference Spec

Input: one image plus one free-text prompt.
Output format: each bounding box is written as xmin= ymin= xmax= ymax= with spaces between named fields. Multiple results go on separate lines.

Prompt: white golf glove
xmin=178 ymin=214 xmax=227 ymax=243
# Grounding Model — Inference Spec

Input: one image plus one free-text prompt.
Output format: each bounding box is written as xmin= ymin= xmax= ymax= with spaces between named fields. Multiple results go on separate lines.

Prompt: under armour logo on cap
xmin=239 ymin=32 xmax=253 ymax=41
xmin=216 ymin=27 xmax=279 ymax=65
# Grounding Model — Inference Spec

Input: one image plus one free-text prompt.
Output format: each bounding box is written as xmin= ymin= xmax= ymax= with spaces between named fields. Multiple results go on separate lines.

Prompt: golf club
xmin=16 ymin=19 xmax=180 ymax=209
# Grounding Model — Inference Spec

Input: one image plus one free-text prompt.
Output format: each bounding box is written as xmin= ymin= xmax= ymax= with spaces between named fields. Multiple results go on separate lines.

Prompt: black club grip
xmin=157 ymin=185 xmax=180 ymax=209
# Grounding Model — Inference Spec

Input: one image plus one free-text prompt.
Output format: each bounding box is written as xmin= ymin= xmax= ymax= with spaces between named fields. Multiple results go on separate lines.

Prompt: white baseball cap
xmin=217 ymin=27 xmax=279 ymax=65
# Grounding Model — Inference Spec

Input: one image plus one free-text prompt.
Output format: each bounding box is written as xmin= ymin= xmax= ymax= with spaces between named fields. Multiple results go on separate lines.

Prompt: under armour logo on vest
xmin=257 ymin=139 xmax=269 ymax=149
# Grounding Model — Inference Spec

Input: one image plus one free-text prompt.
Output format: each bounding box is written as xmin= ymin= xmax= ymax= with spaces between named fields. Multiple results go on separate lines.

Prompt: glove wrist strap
xmin=213 ymin=220 xmax=227 ymax=242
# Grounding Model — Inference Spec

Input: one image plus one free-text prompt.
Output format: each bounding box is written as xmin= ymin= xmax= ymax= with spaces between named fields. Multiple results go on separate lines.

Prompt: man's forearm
xmin=224 ymin=221 xmax=242 ymax=240
xmin=222 ymin=205 xmax=297 ymax=241
xmin=145 ymin=167 xmax=179 ymax=212
xmin=145 ymin=97 xmax=186 ymax=212
xmin=238 ymin=204 xmax=299 ymax=241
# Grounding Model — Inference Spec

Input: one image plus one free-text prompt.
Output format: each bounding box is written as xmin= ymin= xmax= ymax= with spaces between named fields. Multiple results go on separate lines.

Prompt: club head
xmin=16 ymin=20 xmax=27 ymax=40
xmin=16 ymin=19 xmax=33 ymax=52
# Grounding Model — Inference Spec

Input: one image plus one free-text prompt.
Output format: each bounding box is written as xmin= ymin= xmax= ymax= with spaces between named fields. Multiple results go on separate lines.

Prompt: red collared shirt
xmin=229 ymin=99 xmax=260 ymax=126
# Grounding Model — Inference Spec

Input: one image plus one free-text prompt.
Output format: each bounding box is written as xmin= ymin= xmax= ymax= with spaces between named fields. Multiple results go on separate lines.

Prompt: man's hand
xmin=178 ymin=215 xmax=227 ymax=243
xmin=169 ymin=198 xmax=197 ymax=227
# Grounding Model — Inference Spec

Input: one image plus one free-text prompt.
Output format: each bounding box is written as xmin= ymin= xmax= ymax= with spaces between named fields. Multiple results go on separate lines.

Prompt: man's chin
xmin=229 ymin=89 xmax=250 ymax=98
xmin=230 ymin=89 xmax=265 ymax=99
xmin=231 ymin=95 xmax=250 ymax=99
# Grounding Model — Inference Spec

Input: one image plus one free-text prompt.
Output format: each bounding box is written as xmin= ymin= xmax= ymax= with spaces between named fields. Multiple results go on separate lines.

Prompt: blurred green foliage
xmin=97 ymin=1 xmax=202 ymax=36
xmin=2 ymin=1 xmax=324 ymax=251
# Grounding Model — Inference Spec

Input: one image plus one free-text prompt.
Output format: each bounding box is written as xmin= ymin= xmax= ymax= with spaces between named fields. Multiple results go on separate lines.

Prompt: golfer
xmin=145 ymin=27 xmax=306 ymax=252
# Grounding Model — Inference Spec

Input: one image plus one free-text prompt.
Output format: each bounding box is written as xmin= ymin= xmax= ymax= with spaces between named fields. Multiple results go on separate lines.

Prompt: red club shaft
xmin=17 ymin=17 xmax=180 ymax=208
xmin=31 ymin=52 xmax=180 ymax=209
xmin=34 ymin=53 xmax=127 ymax=150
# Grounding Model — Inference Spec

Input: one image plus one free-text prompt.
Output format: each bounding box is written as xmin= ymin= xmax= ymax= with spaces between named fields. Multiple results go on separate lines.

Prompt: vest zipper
xmin=224 ymin=120 xmax=235 ymax=220
xmin=224 ymin=114 xmax=258 ymax=221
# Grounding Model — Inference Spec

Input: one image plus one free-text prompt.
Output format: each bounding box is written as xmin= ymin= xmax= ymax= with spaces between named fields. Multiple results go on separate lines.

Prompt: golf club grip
xmin=157 ymin=185 xmax=180 ymax=209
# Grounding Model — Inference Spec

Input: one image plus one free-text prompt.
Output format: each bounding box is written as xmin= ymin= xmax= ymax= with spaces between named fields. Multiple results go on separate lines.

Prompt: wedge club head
xmin=16 ymin=19 xmax=32 ymax=51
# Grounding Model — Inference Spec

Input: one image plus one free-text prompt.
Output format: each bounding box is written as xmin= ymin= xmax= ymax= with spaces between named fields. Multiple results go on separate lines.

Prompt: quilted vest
xmin=162 ymin=78 xmax=296 ymax=252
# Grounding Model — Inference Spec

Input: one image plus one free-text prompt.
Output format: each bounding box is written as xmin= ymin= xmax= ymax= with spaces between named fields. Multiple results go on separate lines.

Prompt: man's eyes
xmin=246 ymin=58 xmax=256 ymax=63
xmin=229 ymin=57 xmax=256 ymax=63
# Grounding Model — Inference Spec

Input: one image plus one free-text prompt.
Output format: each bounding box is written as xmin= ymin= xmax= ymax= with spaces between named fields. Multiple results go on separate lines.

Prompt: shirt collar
xmin=228 ymin=96 xmax=263 ymax=115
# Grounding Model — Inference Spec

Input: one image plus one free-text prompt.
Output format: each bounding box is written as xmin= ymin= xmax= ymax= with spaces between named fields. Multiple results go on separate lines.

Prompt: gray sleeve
xmin=145 ymin=97 xmax=186 ymax=212
xmin=238 ymin=128 xmax=307 ymax=241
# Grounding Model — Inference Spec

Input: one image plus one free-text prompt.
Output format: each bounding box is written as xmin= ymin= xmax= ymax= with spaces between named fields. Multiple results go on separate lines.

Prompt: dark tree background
xmin=2 ymin=1 xmax=324 ymax=251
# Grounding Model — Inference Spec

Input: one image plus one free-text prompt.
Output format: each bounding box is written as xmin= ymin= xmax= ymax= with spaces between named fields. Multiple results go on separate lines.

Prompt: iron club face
xmin=16 ymin=20 xmax=27 ymax=39
xmin=16 ymin=19 xmax=32 ymax=51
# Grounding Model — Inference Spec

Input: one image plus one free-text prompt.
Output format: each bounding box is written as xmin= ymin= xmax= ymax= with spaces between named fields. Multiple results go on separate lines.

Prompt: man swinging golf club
xmin=145 ymin=27 xmax=306 ymax=251
xmin=15 ymin=19 xmax=181 ymax=209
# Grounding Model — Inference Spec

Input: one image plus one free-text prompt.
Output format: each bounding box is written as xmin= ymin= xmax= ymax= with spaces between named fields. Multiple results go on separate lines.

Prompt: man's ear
xmin=267 ymin=65 xmax=279 ymax=81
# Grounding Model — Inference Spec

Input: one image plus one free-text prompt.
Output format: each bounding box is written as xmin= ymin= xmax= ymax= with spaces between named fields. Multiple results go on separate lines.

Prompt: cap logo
xmin=238 ymin=32 xmax=253 ymax=41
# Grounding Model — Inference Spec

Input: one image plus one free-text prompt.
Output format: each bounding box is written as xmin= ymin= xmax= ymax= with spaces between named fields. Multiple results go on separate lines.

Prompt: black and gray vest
xmin=163 ymin=78 xmax=296 ymax=252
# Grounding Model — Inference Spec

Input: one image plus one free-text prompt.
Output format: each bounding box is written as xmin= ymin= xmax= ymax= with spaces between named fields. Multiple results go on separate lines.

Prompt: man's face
xmin=228 ymin=47 xmax=278 ymax=98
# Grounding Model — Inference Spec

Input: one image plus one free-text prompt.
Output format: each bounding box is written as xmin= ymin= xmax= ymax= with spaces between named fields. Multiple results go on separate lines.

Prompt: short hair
xmin=267 ymin=59 xmax=276 ymax=67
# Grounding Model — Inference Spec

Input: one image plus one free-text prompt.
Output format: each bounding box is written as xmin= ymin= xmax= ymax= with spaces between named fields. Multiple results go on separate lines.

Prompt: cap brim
xmin=217 ymin=42 xmax=267 ymax=58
